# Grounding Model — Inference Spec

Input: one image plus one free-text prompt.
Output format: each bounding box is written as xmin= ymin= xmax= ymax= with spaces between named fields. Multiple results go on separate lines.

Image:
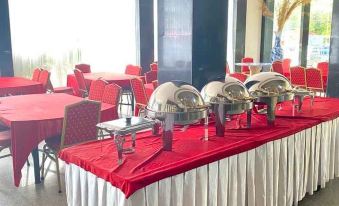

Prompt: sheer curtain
xmin=9 ymin=0 xmax=137 ymax=86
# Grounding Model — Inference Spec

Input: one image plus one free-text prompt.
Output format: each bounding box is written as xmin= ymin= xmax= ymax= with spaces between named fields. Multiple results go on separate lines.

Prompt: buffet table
xmin=0 ymin=77 xmax=44 ymax=96
xmin=60 ymin=97 xmax=339 ymax=206
xmin=67 ymin=72 xmax=138 ymax=96
xmin=0 ymin=93 xmax=116 ymax=187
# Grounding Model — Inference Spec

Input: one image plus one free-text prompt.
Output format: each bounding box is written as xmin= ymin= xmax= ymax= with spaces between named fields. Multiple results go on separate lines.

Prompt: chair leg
xmin=41 ymin=149 xmax=46 ymax=180
xmin=54 ymin=153 xmax=62 ymax=193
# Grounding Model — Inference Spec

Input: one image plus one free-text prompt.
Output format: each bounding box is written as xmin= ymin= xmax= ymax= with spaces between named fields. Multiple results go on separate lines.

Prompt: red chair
xmin=290 ymin=66 xmax=306 ymax=88
xmin=102 ymin=84 xmax=121 ymax=120
xmin=317 ymin=62 xmax=329 ymax=75
xmin=225 ymin=63 xmax=230 ymax=74
xmin=317 ymin=61 xmax=329 ymax=89
xmin=125 ymin=64 xmax=142 ymax=76
xmin=32 ymin=68 xmax=42 ymax=81
xmin=38 ymin=69 xmax=51 ymax=92
xmin=241 ymin=57 xmax=253 ymax=74
xmin=271 ymin=61 xmax=284 ymax=75
xmin=282 ymin=58 xmax=291 ymax=78
xmin=306 ymin=68 xmax=324 ymax=93
xmin=41 ymin=100 xmax=101 ymax=193
xmin=152 ymin=80 xmax=158 ymax=89
xmin=88 ymin=79 xmax=108 ymax=101
xmin=150 ymin=62 xmax=158 ymax=71
xmin=130 ymin=78 xmax=149 ymax=116
xmin=74 ymin=69 xmax=89 ymax=97
xmin=228 ymin=73 xmax=248 ymax=82
xmin=145 ymin=70 xmax=157 ymax=84
xmin=75 ymin=64 xmax=91 ymax=73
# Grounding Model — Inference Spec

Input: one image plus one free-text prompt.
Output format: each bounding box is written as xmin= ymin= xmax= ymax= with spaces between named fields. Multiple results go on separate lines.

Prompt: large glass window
xmin=9 ymin=0 xmax=137 ymax=86
xmin=307 ymin=0 xmax=333 ymax=67
xmin=273 ymin=0 xmax=302 ymax=66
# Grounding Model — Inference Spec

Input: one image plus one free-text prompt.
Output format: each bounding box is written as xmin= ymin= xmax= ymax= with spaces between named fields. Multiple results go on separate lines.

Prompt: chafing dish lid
xmin=201 ymin=77 xmax=252 ymax=104
xmin=244 ymin=72 xmax=293 ymax=94
xmin=147 ymin=81 xmax=206 ymax=113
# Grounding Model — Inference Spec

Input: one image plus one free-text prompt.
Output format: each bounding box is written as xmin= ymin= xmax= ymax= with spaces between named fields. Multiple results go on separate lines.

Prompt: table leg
xmin=32 ymin=148 xmax=41 ymax=184
xmin=131 ymin=92 xmax=135 ymax=114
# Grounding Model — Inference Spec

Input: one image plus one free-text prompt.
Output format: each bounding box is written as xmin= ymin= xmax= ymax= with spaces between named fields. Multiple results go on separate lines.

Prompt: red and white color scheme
xmin=60 ymin=97 xmax=339 ymax=206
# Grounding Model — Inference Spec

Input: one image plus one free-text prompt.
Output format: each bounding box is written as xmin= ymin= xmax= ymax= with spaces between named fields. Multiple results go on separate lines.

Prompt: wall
xmin=245 ymin=0 xmax=262 ymax=62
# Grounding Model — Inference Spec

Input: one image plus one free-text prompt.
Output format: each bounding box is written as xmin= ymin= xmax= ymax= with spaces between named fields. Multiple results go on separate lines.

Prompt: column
xmin=0 ymin=0 xmax=14 ymax=76
xmin=158 ymin=0 xmax=228 ymax=90
xmin=327 ymin=0 xmax=339 ymax=97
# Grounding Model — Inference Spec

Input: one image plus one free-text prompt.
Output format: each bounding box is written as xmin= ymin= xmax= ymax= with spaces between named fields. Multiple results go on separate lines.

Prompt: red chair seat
xmin=0 ymin=131 xmax=11 ymax=147
xmin=54 ymin=87 xmax=74 ymax=95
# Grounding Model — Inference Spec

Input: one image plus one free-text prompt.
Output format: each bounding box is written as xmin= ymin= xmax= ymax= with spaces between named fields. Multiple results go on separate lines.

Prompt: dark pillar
xmin=327 ymin=0 xmax=339 ymax=97
xmin=0 ymin=0 xmax=14 ymax=77
xmin=158 ymin=0 xmax=228 ymax=90
xmin=260 ymin=0 xmax=275 ymax=63
xmin=299 ymin=4 xmax=310 ymax=67
xmin=138 ymin=0 xmax=154 ymax=73
xmin=235 ymin=0 xmax=247 ymax=71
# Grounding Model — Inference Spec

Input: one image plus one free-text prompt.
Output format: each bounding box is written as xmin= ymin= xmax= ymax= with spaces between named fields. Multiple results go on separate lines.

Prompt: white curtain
xmin=9 ymin=0 xmax=137 ymax=86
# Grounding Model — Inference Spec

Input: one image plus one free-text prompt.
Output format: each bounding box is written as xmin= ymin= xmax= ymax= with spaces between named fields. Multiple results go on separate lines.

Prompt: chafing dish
xmin=146 ymin=81 xmax=208 ymax=150
xmin=201 ymin=77 xmax=254 ymax=136
xmin=244 ymin=72 xmax=314 ymax=125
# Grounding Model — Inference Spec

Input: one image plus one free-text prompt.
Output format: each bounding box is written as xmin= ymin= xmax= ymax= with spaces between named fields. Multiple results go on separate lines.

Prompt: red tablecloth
xmin=0 ymin=93 xmax=116 ymax=186
xmin=0 ymin=77 xmax=44 ymax=96
xmin=276 ymin=97 xmax=339 ymax=121
xmin=59 ymin=97 xmax=339 ymax=198
xmin=67 ymin=72 xmax=138 ymax=96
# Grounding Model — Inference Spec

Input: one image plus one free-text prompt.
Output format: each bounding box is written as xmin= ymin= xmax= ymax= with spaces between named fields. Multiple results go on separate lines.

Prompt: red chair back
xmin=125 ymin=64 xmax=142 ymax=76
xmin=38 ymin=70 xmax=50 ymax=92
xmin=130 ymin=78 xmax=148 ymax=105
xmin=228 ymin=73 xmax=248 ymax=82
xmin=152 ymin=80 xmax=159 ymax=89
xmin=145 ymin=71 xmax=157 ymax=84
xmin=225 ymin=63 xmax=230 ymax=74
xmin=102 ymin=83 xmax=121 ymax=106
xmin=150 ymin=62 xmax=158 ymax=71
xmin=60 ymin=100 xmax=101 ymax=148
xmin=88 ymin=79 xmax=108 ymax=101
xmin=306 ymin=68 xmax=324 ymax=91
xmin=241 ymin=57 xmax=253 ymax=73
xmin=102 ymin=84 xmax=121 ymax=120
xmin=271 ymin=61 xmax=284 ymax=75
xmin=75 ymin=64 xmax=91 ymax=73
xmin=74 ymin=69 xmax=88 ymax=95
xmin=32 ymin=68 xmax=42 ymax=81
xmin=317 ymin=62 xmax=329 ymax=76
xmin=282 ymin=58 xmax=291 ymax=75
xmin=290 ymin=66 xmax=306 ymax=88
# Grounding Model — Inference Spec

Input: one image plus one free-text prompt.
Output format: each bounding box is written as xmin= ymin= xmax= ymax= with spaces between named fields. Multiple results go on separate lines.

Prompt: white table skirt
xmin=64 ymin=117 xmax=339 ymax=206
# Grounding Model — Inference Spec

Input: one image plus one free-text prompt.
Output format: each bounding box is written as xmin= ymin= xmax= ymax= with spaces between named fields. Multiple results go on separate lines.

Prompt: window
xmin=9 ymin=0 xmax=137 ymax=86
xmin=307 ymin=0 xmax=333 ymax=67
xmin=273 ymin=0 xmax=302 ymax=66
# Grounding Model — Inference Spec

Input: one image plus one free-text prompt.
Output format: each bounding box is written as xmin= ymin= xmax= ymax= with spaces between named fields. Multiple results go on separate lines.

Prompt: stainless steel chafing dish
xmin=244 ymin=72 xmax=314 ymax=125
xmin=146 ymin=81 xmax=209 ymax=150
xmin=201 ymin=77 xmax=254 ymax=136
